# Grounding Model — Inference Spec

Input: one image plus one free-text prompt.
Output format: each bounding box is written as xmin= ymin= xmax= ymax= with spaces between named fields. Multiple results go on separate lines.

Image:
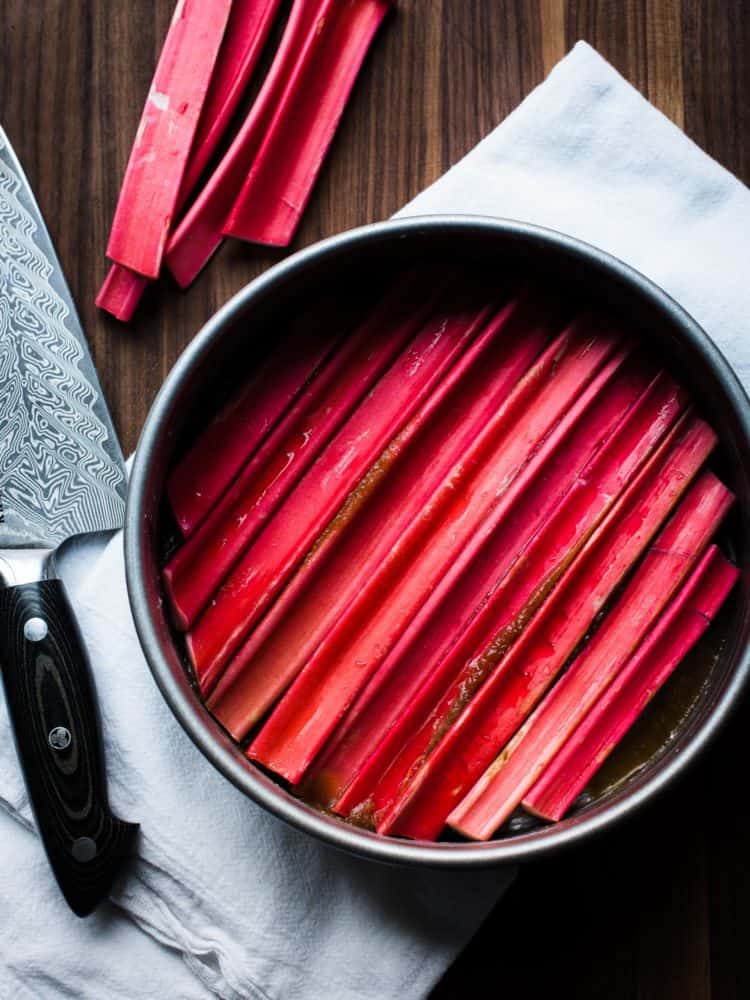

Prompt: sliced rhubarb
xmin=448 ymin=479 xmax=734 ymax=840
xmin=223 ymin=0 xmax=394 ymax=247
xmin=523 ymin=546 xmax=739 ymax=823
xmin=323 ymin=366 xmax=684 ymax=816
xmin=178 ymin=0 xmax=283 ymax=205
xmin=96 ymin=264 xmax=149 ymax=322
xmin=248 ymin=319 xmax=622 ymax=783
xmin=167 ymin=320 xmax=342 ymax=538
xmin=187 ymin=291 xmax=495 ymax=686
xmin=207 ymin=290 xmax=561 ymax=732
xmin=98 ymin=1 xmax=281 ymax=319
xmin=167 ymin=0 xmax=327 ymax=287
xmin=376 ymin=414 xmax=718 ymax=840
xmin=106 ymin=0 xmax=233 ymax=278
xmin=165 ymin=279 xmax=438 ymax=628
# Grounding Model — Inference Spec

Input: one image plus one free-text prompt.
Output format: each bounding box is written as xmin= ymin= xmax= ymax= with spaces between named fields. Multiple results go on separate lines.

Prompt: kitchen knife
xmin=0 ymin=127 xmax=138 ymax=917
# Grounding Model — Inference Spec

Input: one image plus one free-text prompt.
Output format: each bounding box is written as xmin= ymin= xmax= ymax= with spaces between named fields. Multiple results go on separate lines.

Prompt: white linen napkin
xmin=1 ymin=39 xmax=748 ymax=1000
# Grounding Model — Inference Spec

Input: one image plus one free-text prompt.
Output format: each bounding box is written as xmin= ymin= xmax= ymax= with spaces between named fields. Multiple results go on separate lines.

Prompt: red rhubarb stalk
xmin=98 ymin=0 xmax=281 ymax=319
xmin=166 ymin=0 xmax=327 ymax=287
xmin=523 ymin=546 xmax=739 ymax=822
xmin=106 ymin=0 xmax=233 ymax=278
xmin=207 ymin=291 xmax=560 ymax=732
xmin=248 ymin=320 xmax=621 ymax=783
xmin=179 ymin=0 xmax=283 ymax=205
xmin=376 ymin=414 xmax=718 ymax=840
xmin=323 ymin=366 xmax=684 ymax=815
xmin=95 ymin=264 xmax=149 ymax=322
xmin=448 ymin=478 xmax=734 ymax=840
xmin=167 ymin=323 xmax=342 ymax=538
xmin=165 ymin=280 xmax=438 ymax=628
xmin=223 ymin=0 xmax=394 ymax=247
xmin=187 ymin=293 xmax=493 ymax=686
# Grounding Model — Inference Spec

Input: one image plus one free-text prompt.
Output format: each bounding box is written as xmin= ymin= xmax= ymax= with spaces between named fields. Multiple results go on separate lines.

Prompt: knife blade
xmin=0 ymin=126 xmax=138 ymax=917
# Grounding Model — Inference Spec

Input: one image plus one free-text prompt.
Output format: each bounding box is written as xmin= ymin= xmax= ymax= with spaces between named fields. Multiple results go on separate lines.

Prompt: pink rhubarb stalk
xmin=223 ymin=0 xmax=394 ymax=247
xmin=179 ymin=0 xmax=283 ymax=205
xmin=106 ymin=0 xmax=233 ymax=278
xmin=376 ymin=414 xmax=718 ymax=840
xmin=523 ymin=546 xmax=739 ymax=822
xmin=166 ymin=0 xmax=327 ymax=287
xmin=449 ymin=478 xmax=734 ymax=840
xmin=95 ymin=264 xmax=149 ymax=323
xmin=248 ymin=320 xmax=622 ymax=783
xmin=324 ymin=366 xmax=685 ymax=816
xmin=187 ymin=293 xmax=494 ymax=687
xmin=98 ymin=0 xmax=282 ymax=319
xmin=207 ymin=291 xmax=561 ymax=732
xmin=165 ymin=280 xmax=438 ymax=628
xmin=167 ymin=323 xmax=342 ymax=538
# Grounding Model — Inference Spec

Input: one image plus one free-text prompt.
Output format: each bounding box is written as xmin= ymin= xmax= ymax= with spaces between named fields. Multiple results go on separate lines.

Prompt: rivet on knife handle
xmin=0 ymin=574 xmax=138 ymax=916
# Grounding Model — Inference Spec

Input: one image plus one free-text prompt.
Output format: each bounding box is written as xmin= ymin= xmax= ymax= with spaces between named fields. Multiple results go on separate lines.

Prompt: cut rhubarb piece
xmin=376 ymin=413 xmax=718 ymax=840
xmin=523 ymin=546 xmax=739 ymax=823
xmin=165 ymin=279 xmax=439 ymax=628
xmin=96 ymin=264 xmax=149 ymax=322
xmin=449 ymin=478 xmax=734 ymax=840
xmin=324 ymin=366 xmax=685 ymax=816
xmin=106 ymin=0 xmax=233 ymax=278
xmin=178 ymin=0 xmax=283 ymax=205
xmin=187 ymin=291 xmax=495 ymax=687
xmin=208 ymin=290 xmax=561 ymax=732
xmin=167 ymin=0 xmax=327 ymax=287
xmin=168 ymin=320 xmax=342 ymax=538
xmin=98 ymin=1 xmax=281 ymax=319
xmin=248 ymin=319 xmax=622 ymax=783
xmin=223 ymin=0 xmax=394 ymax=247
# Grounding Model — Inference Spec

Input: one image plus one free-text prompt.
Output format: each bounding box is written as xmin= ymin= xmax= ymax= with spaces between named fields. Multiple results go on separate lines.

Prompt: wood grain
xmin=0 ymin=0 xmax=748 ymax=993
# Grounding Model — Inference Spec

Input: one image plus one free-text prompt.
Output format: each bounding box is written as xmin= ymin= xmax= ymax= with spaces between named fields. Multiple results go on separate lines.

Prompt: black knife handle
xmin=0 ymin=578 xmax=138 ymax=917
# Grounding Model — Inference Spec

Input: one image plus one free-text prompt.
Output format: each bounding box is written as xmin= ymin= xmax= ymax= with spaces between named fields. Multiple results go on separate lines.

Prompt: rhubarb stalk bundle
xmin=523 ymin=546 xmax=739 ymax=822
xmin=321 ymin=367 xmax=685 ymax=815
xmin=106 ymin=0 xmax=233 ymax=279
xmin=167 ymin=322 xmax=341 ymax=538
xmin=166 ymin=0 xmax=327 ymax=287
xmin=248 ymin=320 xmax=623 ymax=783
xmin=187 ymin=291 xmax=494 ymax=688
xmin=207 ymin=290 xmax=562 ymax=733
xmin=374 ymin=413 xmax=718 ymax=839
xmin=448 ymin=475 xmax=734 ymax=840
xmin=223 ymin=0 xmax=395 ymax=247
xmin=98 ymin=0 xmax=282 ymax=319
xmin=165 ymin=280 xmax=437 ymax=628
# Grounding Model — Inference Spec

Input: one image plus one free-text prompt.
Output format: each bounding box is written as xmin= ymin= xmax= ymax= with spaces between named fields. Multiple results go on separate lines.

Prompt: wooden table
xmin=2 ymin=1 xmax=748 ymax=996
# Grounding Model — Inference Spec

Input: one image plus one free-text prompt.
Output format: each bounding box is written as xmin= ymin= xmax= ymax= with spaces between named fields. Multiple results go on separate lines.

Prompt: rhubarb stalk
xmin=95 ymin=264 xmax=149 ymax=323
xmin=448 ymin=477 xmax=734 ymax=840
xmin=106 ymin=0 xmax=233 ymax=278
xmin=187 ymin=292 xmax=493 ymax=686
xmin=207 ymin=290 xmax=561 ymax=732
xmin=179 ymin=0 xmax=283 ymax=204
xmin=523 ymin=546 xmax=739 ymax=822
xmin=376 ymin=413 xmax=718 ymax=839
xmin=165 ymin=280 xmax=439 ymax=628
xmin=167 ymin=324 xmax=342 ymax=538
xmin=223 ymin=0 xmax=394 ymax=247
xmin=166 ymin=0 xmax=327 ymax=288
xmin=98 ymin=0 xmax=282 ymax=319
xmin=322 ymin=366 xmax=685 ymax=815
xmin=248 ymin=320 xmax=622 ymax=783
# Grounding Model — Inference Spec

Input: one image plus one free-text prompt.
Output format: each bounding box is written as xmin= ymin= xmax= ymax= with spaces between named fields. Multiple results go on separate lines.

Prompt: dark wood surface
xmin=1 ymin=1 xmax=748 ymax=995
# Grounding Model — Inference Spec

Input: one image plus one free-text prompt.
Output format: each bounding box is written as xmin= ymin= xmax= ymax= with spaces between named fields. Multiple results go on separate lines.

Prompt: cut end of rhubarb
xmin=96 ymin=264 xmax=149 ymax=321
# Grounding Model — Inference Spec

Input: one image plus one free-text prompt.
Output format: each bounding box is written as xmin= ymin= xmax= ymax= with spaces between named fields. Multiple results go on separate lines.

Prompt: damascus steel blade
xmin=0 ymin=127 xmax=126 ymax=548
